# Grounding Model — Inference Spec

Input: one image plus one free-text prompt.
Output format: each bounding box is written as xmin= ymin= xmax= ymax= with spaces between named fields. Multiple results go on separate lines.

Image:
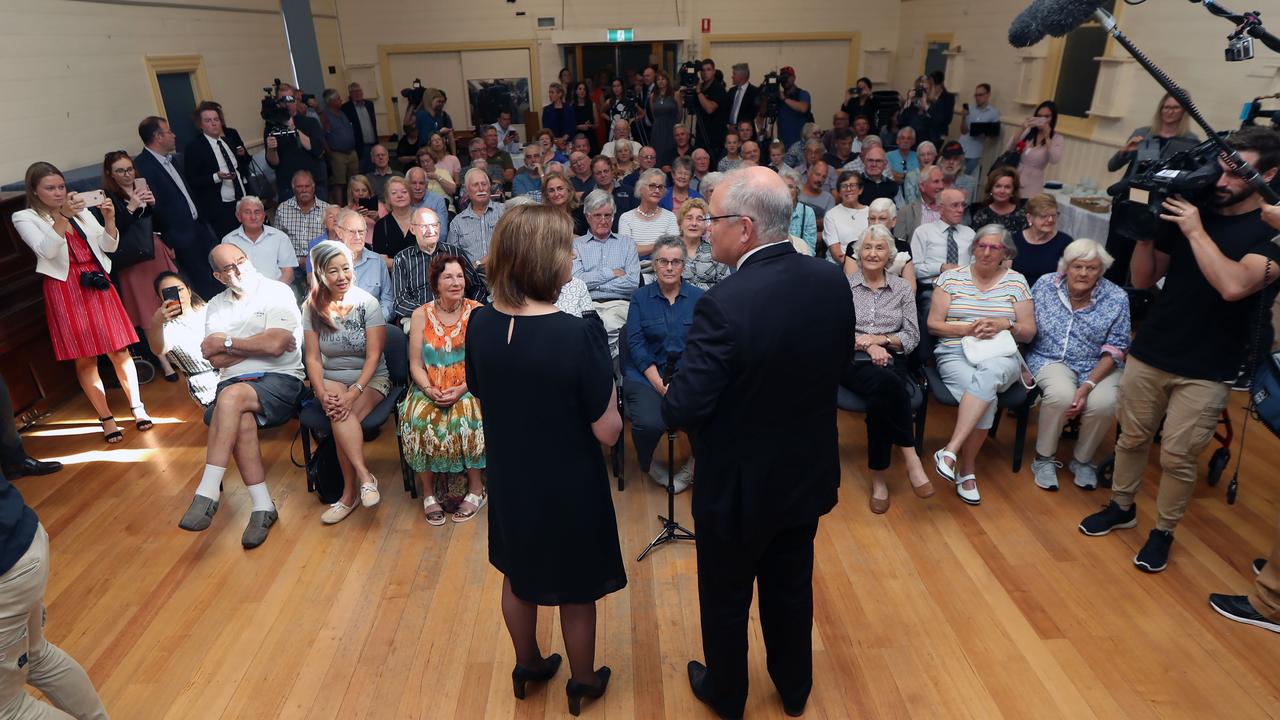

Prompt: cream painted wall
xmin=894 ymin=0 xmax=1280 ymax=186
xmin=0 ymin=0 xmax=294 ymax=183
xmin=333 ymin=0 xmax=899 ymax=137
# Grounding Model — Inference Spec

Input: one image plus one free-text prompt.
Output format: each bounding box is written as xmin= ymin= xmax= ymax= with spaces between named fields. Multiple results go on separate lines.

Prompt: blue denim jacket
xmin=623 ymin=281 xmax=704 ymax=384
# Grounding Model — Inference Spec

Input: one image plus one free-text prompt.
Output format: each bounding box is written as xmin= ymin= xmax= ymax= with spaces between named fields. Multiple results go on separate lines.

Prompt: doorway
xmin=563 ymin=42 xmax=681 ymax=88
xmin=156 ymin=72 xmax=199 ymax=150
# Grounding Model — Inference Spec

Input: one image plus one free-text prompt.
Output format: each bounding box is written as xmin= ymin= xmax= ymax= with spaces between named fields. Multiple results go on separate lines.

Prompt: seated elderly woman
xmin=1012 ymin=193 xmax=1074 ymax=287
xmin=674 ymin=198 xmax=729 ymax=290
xmin=841 ymin=198 xmax=916 ymax=288
xmin=399 ymin=253 xmax=487 ymax=525
xmin=623 ymin=236 xmax=704 ymax=492
xmin=1027 ymin=238 xmax=1130 ymax=490
xmin=927 ymin=224 xmax=1037 ymax=506
xmin=842 ymin=225 xmax=933 ymax=513
xmin=780 ymin=167 xmax=817 ymax=255
xmin=146 ymin=271 xmax=217 ymax=407
xmin=303 ymin=240 xmax=391 ymax=525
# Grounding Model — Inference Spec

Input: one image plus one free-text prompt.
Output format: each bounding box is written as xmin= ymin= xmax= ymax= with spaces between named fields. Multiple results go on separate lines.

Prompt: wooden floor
xmin=13 ymin=377 xmax=1280 ymax=719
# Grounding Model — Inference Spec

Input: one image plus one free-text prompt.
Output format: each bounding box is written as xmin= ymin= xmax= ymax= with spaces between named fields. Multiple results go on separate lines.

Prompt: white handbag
xmin=961 ymin=329 xmax=1019 ymax=364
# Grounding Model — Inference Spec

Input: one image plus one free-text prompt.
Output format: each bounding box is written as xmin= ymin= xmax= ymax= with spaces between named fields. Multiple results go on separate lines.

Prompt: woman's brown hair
xmin=541 ymin=171 xmax=579 ymax=211
xmin=429 ymin=253 xmax=469 ymax=297
xmin=1024 ymin=193 xmax=1059 ymax=218
xmin=982 ymin=166 xmax=1021 ymax=206
xmin=101 ymin=151 xmax=133 ymax=197
xmin=24 ymin=162 xmax=64 ymax=213
xmin=486 ymin=204 xmax=574 ymax=308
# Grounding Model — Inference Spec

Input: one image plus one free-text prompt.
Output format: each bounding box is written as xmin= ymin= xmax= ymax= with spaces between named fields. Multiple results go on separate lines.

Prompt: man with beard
xmin=178 ymin=244 xmax=305 ymax=549
xmin=1080 ymin=127 xmax=1280 ymax=575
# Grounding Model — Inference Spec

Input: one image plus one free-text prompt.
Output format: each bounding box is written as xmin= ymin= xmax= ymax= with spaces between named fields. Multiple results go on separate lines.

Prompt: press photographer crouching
xmin=1079 ymin=127 xmax=1280 ymax=574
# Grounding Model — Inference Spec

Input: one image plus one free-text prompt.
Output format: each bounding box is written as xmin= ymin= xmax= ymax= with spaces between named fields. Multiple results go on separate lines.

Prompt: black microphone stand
xmin=636 ymin=356 xmax=695 ymax=562
xmin=1093 ymin=6 xmax=1279 ymax=204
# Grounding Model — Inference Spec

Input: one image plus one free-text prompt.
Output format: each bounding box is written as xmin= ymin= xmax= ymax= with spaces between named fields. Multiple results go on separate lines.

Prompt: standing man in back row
xmin=662 ymin=167 xmax=854 ymax=719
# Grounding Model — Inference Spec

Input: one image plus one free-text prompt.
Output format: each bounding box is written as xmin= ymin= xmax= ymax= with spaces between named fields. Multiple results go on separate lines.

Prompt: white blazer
xmin=11 ymin=208 xmax=120 ymax=281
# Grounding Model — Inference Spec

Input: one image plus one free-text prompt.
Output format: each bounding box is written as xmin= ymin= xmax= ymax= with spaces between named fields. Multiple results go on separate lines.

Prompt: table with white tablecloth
xmin=1047 ymin=190 xmax=1112 ymax=242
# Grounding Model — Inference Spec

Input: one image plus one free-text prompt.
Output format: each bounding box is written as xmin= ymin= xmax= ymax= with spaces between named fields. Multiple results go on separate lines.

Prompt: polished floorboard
xmin=12 ymin=378 xmax=1280 ymax=719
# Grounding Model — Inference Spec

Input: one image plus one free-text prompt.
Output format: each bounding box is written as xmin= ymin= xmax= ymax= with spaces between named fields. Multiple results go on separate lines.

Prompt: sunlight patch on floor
xmin=25 ymin=417 xmax=186 ymax=436
xmin=43 ymin=448 xmax=156 ymax=465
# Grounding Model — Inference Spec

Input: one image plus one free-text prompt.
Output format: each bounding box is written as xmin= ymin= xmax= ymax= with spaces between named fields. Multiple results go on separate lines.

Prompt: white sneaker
xmin=359 ymin=478 xmax=381 ymax=507
xmin=672 ymin=463 xmax=694 ymax=494
xmin=1031 ymin=457 xmax=1062 ymax=491
xmin=321 ymin=499 xmax=357 ymax=524
xmin=648 ymin=461 xmax=671 ymax=487
xmin=1069 ymin=460 xmax=1098 ymax=489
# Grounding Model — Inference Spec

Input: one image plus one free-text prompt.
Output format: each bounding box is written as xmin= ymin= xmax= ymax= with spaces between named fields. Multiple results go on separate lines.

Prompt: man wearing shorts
xmin=177 ymin=244 xmax=305 ymax=548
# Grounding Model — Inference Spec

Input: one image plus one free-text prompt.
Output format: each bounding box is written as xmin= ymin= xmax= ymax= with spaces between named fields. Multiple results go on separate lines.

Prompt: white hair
xmin=867 ymin=197 xmax=897 ymax=218
xmin=1058 ymin=237 xmax=1115 ymax=272
xmin=235 ymin=195 xmax=264 ymax=213
xmin=583 ymin=188 xmax=616 ymax=214
xmin=855 ymin=224 xmax=896 ymax=258
xmin=700 ymin=171 xmax=725 ymax=197
xmin=717 ymin=168 xmax=792 ymax=243
xmin=974 ymin=224 xmax=1016 ymax=260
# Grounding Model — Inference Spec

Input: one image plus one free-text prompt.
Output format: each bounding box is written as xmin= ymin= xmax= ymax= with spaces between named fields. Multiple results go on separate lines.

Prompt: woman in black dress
xmin=464 ymin=203 xmax=624 ymax=716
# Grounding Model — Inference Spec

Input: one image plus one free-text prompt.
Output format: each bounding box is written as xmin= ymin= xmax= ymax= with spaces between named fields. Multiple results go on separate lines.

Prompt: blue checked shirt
xmin=1026 ymin=272 xmax=1130 ymax=377
xmin=572 ymin=231 xmax=640 ymax=301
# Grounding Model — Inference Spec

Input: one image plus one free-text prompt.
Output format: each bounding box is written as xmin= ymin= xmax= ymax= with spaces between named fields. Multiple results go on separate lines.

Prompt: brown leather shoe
xmin=911 ymin=479 xmax=936 ymax=498
xmin=869 ymin=492 xmax=890 ymax=514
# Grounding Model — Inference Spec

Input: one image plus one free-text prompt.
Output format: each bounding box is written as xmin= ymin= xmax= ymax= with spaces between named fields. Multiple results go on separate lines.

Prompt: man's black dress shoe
xmin=4 ymin=457 xmax=63 ymax=479
xmin=687 ymin=661 xmax=741 ymax=720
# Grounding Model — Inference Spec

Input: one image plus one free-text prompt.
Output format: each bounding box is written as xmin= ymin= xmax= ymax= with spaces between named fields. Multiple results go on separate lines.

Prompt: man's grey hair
xmin=406 ymin=166 xmax=427 ymax=181
xmin=322 ymin=88 xmax=339 ymax=104
xmin=700 ymin=171 xmax=725 ymax=197
xmin=974 ymin=223 xmax=1017 ymax=260
xmin=718 ymin=168 xmax=793 ymax=244
xmin=916 ymin=141 xmax=937 ymax=157
xmin=411 ymin=206 xmax=439 ymax=224
xmin=918 ymin=164 xmax=943 ymax=187
xmin=583 ymin=188 xmax=616 ymax=214
xmin=335 ymin=207 xmax=363 ymax=230
xmin=804 ymin=139 xmax=824 ymax=153
xmin=291 ymin=169 xmax=314 ymax=185
xmin=613 ymin=118 xmax=630 ymax=134
xmin=1058 ymin=237 xmax=1115 ymax=272
xmin=732 ymin=63 xmax=750 ymax=76
xmin=898 ymin=126 xmax=917 ymax=140
xmin=653 ymin=234 xmax=688 ymax=257
xmin=505 ymin=194 xmax=538 ymax=207
xmin=235 ymin=195 xmax=264 ymax=213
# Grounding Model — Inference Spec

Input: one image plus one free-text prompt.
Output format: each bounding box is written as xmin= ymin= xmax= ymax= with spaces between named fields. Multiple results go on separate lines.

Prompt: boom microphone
xmin=1008 ymin=0 xmax=1111 ymax=47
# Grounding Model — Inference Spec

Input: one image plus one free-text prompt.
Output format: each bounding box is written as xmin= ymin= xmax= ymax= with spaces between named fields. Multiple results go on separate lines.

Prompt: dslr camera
xmin=79 ymin=270 xmax=111 ymax=291
xmin=260 ymin=79 xmax=296 ymax=139
xmin=401 ymin=79 xmax=426 ymax=108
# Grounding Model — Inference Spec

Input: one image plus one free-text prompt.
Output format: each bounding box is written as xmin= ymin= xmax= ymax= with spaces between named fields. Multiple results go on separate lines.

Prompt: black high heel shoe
xmin=512 ymin=653 xmax=562 ymax=699
xmin=565 ymin=666 xmax=611 ymax=717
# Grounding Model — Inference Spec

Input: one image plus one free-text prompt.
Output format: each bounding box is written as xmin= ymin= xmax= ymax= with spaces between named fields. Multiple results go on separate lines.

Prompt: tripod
xmin=636 ymin=358 xmax=695 ymax=561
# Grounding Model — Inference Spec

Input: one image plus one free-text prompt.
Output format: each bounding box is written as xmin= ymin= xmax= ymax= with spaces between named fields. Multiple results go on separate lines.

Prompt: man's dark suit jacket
xmin=341 ymin=99 xmax=379 ymax=155
xmin=661 ymin=241 xmax=855 ymax=544
xmin=134 ymin=148 xmax=220 ymax=298
xmin=726 ymin=83 xmax=761 ymax=128
xmin=183 ymin=131 xmax=250 ymax=226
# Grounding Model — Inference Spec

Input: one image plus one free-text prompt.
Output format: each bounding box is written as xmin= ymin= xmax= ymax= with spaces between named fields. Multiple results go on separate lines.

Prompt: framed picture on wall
xmin=467 ymin=78 xmax=530 ymax=128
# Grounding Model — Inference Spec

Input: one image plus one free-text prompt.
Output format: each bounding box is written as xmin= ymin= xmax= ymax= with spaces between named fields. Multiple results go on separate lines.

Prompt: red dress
xmin=42 ymin=227 xmax=138 ymax=361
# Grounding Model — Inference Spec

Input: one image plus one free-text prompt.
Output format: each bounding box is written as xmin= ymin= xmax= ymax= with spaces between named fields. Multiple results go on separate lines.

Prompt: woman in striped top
xmin=926 ymin=224 xmax=1037 ymax=505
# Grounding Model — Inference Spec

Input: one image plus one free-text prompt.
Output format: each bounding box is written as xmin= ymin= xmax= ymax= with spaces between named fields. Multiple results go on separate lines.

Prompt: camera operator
xmin=843 ymin=77 xmax=879 ymax=134
xmin=694 ymin=59 xmax=729 ymax=159
xmin=774 ymin=66 xmax=813 ymax=150
xmin=1079 ymin=127 xmax=1280 ymax=575
xmin=898 ymin=71 xmax=955 ymax=148
xmin=265 ymin=91 xmax=326 ymax=202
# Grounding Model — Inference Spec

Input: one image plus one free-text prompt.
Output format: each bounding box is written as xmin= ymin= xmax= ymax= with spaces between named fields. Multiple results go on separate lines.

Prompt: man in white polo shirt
xmin=220 ymin=196 xmax=297 ymax=283
xmin=177 ymin=243 xmax=305 ymax=549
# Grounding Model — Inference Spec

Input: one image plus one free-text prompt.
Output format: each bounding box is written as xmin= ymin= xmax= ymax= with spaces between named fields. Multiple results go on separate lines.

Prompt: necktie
xmin=217 ymin=140 xmax=245 ymax=199
xmin=945 ymin=225 xmax=958 ymax=265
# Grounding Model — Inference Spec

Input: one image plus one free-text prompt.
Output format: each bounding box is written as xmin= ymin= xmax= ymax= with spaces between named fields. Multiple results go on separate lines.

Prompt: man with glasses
xmin=450 ymin=167 xmax=506 ymax=268
xmin=858 ymin=145 xmax=899 ymax=205
xmin=622 ymin=146 xmax=659 ymax=191
xmin=511 ymin=144 xmax=545 ymax=199
xmin=959 ymin=83 xmax=1000 ymax=176
xmin=591 ymin=155 xmax=635 ymax=229
xmin=334 ymin=208 xmax=394 ymax=319
xmin=910 ymin=187 xmax=974 ymax=287
xmin=178 ymin=244 xmax=305 ymax=549
xmin=220 ymin=195 xmax=296 ymax=283
xmin=390 ymin=207 xmax=482 ymax=330
xmin=572 ymin=189 xmax=640 ymax=357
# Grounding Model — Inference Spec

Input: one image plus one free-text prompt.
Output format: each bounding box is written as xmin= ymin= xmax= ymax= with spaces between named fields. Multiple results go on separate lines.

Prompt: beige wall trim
xmin=702 ymin=32 xmax=861 ymax=87
xmin=67 ymin=0 xmax=278 ymax=15
xmin=376 ymin=41 xmax=541 ymax=133
xmin=144 ymin=55 xmax=212 ymax=116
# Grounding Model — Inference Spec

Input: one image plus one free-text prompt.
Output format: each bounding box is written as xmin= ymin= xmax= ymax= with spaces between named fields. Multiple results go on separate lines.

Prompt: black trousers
xmin=207 ymin=201 xmax=239 ymax=241
xmin=164 ymin=224 xmax=221 ymax=301
xmin=840 ymin=361 xmax=916 ymax=470
xmin=622 ymin=378 xmax=665 ymax=472
xmin=696 ymin=519 xmax=820 ymax=718
xmin=0 ymin=374 xmax=25 ymax=467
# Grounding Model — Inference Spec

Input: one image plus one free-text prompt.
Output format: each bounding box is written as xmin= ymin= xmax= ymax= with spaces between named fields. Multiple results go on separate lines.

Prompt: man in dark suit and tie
xmin=134 ymin=115 xmax=222 ymax=300
xmin=184 ymin=101 xmax=250 ymax=239
xmin=662 ymin=166 xmax=855 ymax=720
xmin=725 ymin=63 xmax=761 ymax=130
xmin=341 ymin=82 xmax=379 ymax=172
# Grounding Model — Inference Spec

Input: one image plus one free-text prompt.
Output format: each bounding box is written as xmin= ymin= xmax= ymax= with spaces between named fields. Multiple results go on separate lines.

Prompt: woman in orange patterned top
xmin=399 ymin=254 xmax=486 ymax=525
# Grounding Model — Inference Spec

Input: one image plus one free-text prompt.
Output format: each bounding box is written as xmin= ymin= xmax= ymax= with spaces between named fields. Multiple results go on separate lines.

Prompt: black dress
xmin=465 ymin=307 xmax=627 ymax=605
xmin=371 ymin=213 xmax=414 ymax=259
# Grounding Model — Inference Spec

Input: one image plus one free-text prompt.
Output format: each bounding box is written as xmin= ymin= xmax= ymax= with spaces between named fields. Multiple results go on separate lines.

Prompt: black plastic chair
xmin=298 ymin=324 xmax=414 ymax=497
xmin=836 ymin=365 xmax=929 ymax=455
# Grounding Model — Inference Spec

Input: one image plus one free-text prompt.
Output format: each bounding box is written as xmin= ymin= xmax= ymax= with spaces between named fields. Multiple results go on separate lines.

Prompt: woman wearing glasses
xmin=674 ymin=199 xmax=729 ymax=290
xmin=618 ymin=168 xmax=678 ymax=259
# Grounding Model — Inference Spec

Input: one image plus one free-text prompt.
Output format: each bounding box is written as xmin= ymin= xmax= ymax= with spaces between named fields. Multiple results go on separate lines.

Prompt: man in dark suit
xmin=184 ymin=101 xmax=250 ymax=239
xmin=341 ymin=82 xmax=379 ymax=172
xmin=725 ymin=63 xmax=761 ymax=130
xmin=662 ymin=166 xmax=855 ymax=719
xmin=135 ymin=115 xmax=222 ymax=300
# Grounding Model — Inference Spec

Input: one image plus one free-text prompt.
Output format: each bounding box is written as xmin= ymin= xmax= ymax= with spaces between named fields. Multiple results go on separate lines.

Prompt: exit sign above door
xmin=606 ymin=28 xmax=633 ymax=42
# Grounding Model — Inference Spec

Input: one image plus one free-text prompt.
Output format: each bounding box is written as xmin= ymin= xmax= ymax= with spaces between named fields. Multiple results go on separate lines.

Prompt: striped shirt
xmin=389 ymin=242 xmax=485 ymax=322
xmin=617 ymin=208 xmax=678 ymax=257
xmin=934 ymin=266 xmax=1031 ymax=348
xmin=273 ymin=198 xmax=333 ymax=256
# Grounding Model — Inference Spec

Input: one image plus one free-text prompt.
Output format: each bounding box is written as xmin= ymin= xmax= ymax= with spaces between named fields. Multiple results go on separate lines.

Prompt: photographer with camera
xmin=264 ymin=90 xmax=327 ymax=202
xmin=898 ymin=71 xmax=956 ymax=149
xmin=693 ymin=59 xmax=730 ymax=159
xmin=1079 ymin=127 xmax=1280 ymax=575
xmin=771 ymin=67 xmax=812 ymax=150
xmin=843 ymin=77 xmax=879 ymax=134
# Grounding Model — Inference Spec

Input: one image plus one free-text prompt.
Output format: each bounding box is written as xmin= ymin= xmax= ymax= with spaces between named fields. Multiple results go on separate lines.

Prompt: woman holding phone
xmin=146 ymin=271 xmax=217 ymax=407
xmin=1008 ymin=101 xmax=1064 ymax=198
xmin=11 ymin=162 xmax=152 ymax=443
xmin=97 ymin=151 xmax=182 ymax=380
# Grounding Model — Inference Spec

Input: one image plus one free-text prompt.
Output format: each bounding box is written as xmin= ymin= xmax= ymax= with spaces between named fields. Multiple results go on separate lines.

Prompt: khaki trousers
xmin=1250 ymin=514 xmax=1280 ymax=620
xmin=1110 ymin=356 xmax=1229 ymax=533
xmin=0 ymin=525 xmax=108 ymax=719
xmin=1033 ymin=362 xmax=1121 ymax=463
xmin=593 ymin=299 xmax=630 ymax=359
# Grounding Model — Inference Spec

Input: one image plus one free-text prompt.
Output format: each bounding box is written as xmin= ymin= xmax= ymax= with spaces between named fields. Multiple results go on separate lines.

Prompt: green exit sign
xmin=607 ymin=29 xmax=633 ymax=42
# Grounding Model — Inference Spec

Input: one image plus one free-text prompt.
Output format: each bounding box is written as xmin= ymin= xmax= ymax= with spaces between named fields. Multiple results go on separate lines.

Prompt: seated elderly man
xmin=511 ymin=143 xmax=544 ymax=199
xmin=622 ymin=145 xmax=659 ymax=190
xmin=178 ymin=244 xmax=305 ymax=549
xmin=603 ymin=119 xmax=643 ymax=159
xmin=334 ymin=208 xmax=394 ymax=318
xmin=910 ymin=188 xmax=974 ymax=288
xmin=740 ymin=140 xmax=761 ymax=168
xmin=221 ymin=196 xmax=296 ymax=284
xmin=273 ymin=170 xmax=332 ymax=274
xmin=859 ymin=145 xmax=898 ymax=205
xmin=592 ymin=155 xmax=636 ymax=229
xmin=449 ymin=167 xmax=506 ymax=269
xmin=463 ymin=137 xmax=507 ymax=199
xmin=405 ymin=166 xmax=451 ymax=243
xmin=390 ymin=207 xmax=483 ymax=330
xmin=572 ymin=189 xmax=641 ymax=355
xmin=938 ymin=141 xmax=978 ymax=204
xmin=893 ymin=164 xmax=945 ymax=245
xmin=482 ymin=125 xmax=516 ymax=184
xmin=567 ymin=150 xmax=596 ymax=198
